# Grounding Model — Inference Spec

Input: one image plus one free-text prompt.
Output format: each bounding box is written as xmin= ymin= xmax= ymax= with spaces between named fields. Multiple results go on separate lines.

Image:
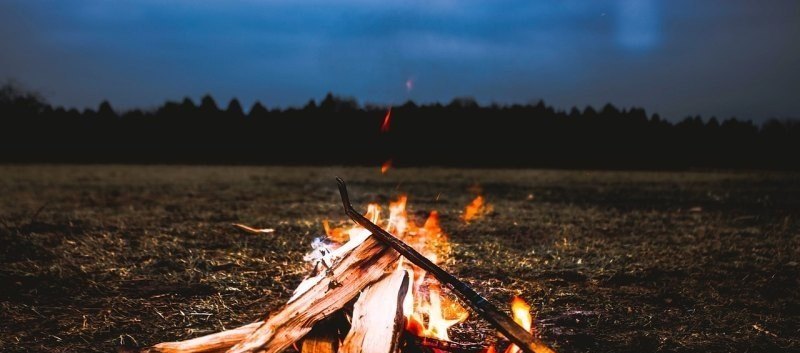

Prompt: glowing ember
xmin=322 ymin=195 xmax=468 ymax=341
xmin=381 ymin=107 xmax=392 ymax=132
xmin=504 ymin=297 xmax=534 ymax=353
xmin=463 ymin=195 xmax=488 ymax=222
xmin=381 ymin=159 xmax=392 ymax=174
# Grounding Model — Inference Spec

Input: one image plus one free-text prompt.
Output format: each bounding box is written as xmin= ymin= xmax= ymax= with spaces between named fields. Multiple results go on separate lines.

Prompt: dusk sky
xmin=1 ymin=0 xmax=798 ymax=121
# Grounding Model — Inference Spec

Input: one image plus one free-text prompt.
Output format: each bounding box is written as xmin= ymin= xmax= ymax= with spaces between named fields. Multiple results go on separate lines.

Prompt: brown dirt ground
xmin=0 ymin=166 xmax=798 ymax=353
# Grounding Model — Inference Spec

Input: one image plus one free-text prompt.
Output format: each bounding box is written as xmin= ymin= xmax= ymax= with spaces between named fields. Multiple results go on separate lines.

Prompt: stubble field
xmin=0 ymin=166 xmax=798 ymax=353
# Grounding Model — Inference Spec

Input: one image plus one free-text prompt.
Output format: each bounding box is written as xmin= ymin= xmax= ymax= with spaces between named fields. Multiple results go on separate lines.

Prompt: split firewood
xmin=139 ymin=322 xmax=261 ymax=353
xmin=292 ymin=233 xmax=371 ymax=302
xmin=225 ymin=235 xmax=399 ymax=353
xmin=340 ymin=267 xmax=410 ymax=353
xmin=138 ymin=271 xmax=342 ymax=353
xmin=143 ymin=234 xmax=395 ymax=353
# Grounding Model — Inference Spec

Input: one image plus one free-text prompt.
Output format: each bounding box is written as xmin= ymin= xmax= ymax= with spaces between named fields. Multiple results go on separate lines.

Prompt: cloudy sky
xmin=1 ymin=0 xmax=798 ymax=121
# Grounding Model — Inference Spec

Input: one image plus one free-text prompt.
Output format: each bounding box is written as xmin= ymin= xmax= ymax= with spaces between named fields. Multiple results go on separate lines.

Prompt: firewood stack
xmin=139 ymin=179 xmax=555 ymax=353
xmin=142 ymin=234 xmax=431 ymax=353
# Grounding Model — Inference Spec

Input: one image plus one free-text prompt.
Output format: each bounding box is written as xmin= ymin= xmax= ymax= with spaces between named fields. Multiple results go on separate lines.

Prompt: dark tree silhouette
xmin=200 ymin=95 xmax=219 ymax=112
xmin=97 ymin=101 xmax=117 ymax=119
xmin=249 ymin=101 xmax=268 ymax=119
xmin=226 ymin=99 xmax=244 ymax=117
xmin=0 ymin=82 xmax=797 ymax=169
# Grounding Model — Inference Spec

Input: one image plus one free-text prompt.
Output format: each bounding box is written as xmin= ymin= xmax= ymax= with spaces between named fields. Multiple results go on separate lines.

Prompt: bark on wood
xmin=227 ymin=235 xmax=399 ymax=353
xmin=340 ymin=267 xmax=410 ymax=353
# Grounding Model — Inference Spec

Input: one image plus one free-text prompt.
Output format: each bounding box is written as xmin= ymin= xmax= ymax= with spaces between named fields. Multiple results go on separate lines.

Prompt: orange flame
xmin=322 ymin=196 xmax=468 ymax=341
xmin=381 ymin=159 xmax=392 ymax=174
xmin=504 ymin=297 xmax=534 ymax=353
xmin=463 ymin=195 xmax=489 ymax=222
xmin=324 ymin=204 xmax=381 ymax=243
xmin=381 ymin=107 xmax=392 ymax=132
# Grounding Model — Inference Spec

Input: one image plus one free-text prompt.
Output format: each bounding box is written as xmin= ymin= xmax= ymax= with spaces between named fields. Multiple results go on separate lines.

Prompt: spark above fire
xmin=381 ymin=107 xmax=392 ymax=133
xmin=381 ymin=160 xmax=392 ymax=174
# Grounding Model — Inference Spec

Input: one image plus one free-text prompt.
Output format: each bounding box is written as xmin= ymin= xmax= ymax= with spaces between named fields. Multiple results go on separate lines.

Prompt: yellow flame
xmin=504 ymin=297 xmax=534 ymax=353
xmin=322 ymin=196 xmax=467 ymax=341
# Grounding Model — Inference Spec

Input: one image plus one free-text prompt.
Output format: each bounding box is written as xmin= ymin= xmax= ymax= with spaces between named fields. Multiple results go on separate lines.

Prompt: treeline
xmin=1 ymin=83 xmax=798 ymax=169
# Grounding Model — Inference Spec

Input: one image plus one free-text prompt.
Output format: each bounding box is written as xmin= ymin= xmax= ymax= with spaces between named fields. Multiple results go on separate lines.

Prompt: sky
xmin=0 ymin=0 xmax=798 ymax=121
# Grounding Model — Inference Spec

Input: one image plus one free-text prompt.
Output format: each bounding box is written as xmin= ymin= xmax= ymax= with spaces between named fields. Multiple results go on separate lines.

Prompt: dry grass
xmin=0 ymin=166 xmax=798 ymax=353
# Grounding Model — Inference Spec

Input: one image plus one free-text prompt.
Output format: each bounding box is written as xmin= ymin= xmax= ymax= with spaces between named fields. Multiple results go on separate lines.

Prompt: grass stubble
xmin=0 ymin=166 xmax=797 ymax=353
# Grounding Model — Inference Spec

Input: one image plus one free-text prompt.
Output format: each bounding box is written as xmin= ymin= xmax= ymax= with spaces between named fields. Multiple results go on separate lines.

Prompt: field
xmin=1 ymin=166 xmax=798 ymax=353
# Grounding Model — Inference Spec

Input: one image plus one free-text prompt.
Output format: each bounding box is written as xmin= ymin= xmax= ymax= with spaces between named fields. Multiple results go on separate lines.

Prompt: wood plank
xmin=340 ymin=267 xmax=409 ymax=353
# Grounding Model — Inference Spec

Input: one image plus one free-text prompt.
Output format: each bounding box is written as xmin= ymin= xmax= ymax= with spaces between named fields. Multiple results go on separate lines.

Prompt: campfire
xmin=140 ymin=178 xmax=555 ymax=353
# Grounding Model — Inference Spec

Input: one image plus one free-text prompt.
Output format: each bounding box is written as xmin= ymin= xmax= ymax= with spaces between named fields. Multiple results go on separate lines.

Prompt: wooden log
xmin=226 ymin=235 xmax=399 ymax=353
xmin=291 ymin=233 xmax=371 ymax=303
xmin=139 ymin=293 xmax=348 ymax=353
xmin=139 ymin=322 xmax=261 ymax=353
xmin=335 ymin=179 xmax=556 ymax=353
xmin=143 ymin=234 xmax=394 ymax=353
xmin=140 ymin=311 xmax=348 ymax=353
xmin=340 ymin=267 xmax=410 ymax=353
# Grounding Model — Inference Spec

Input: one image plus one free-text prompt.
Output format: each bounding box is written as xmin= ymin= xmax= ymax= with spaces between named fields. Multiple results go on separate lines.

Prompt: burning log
xmin=341 ymin=267 xmax=410 ymax=353
xmin=141 ymin=178 xmax=557 ymax=353
xmin=336 ymin=178 xmax=555 ymax=353
xmin=403 ymin=334 xmax=486 ymax=353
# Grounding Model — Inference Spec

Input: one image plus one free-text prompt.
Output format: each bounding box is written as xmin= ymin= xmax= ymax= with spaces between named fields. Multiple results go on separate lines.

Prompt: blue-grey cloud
xmin=0 ymin=0 xmax=797 ymax=121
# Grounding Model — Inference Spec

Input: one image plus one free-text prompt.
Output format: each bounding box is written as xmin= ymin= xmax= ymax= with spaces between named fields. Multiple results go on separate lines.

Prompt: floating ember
xmin=381 ymin=107 xmax=392 ymax=133
xmin=381 ymin=159 xmax=393 ymax=174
